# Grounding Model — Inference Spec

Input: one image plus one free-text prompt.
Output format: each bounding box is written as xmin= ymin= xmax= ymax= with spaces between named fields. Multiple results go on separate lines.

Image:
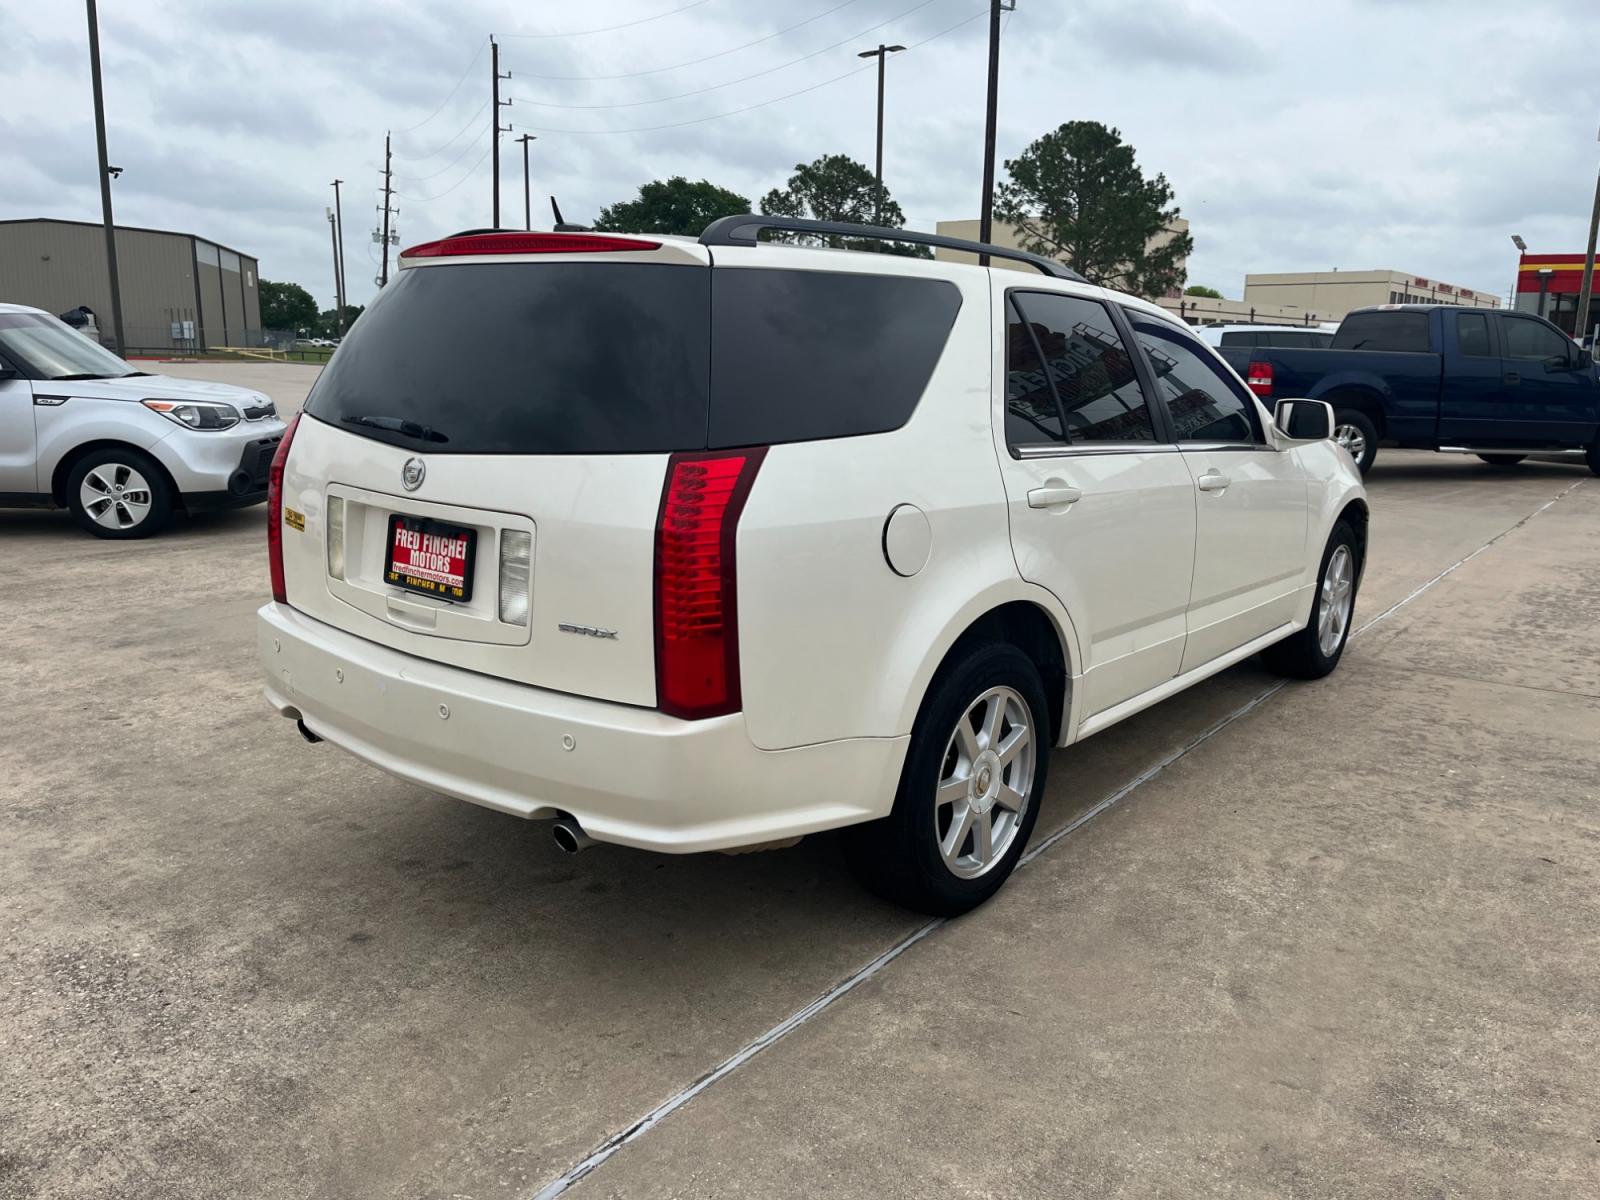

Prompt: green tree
xmin=995 ymin=121 xmax=1193 ymax=297
xmin=593 ymin=176 xmax=751 ymax=235
xmin=260 ymin=280 xmax=319 ymax=332
xmin=317 ymin=305 xmax=364 ymax=338
xmin=1184 ymin=284 xmax=1223 ymax=299
xmin=760 ymin=154 xmax=930 ymax=257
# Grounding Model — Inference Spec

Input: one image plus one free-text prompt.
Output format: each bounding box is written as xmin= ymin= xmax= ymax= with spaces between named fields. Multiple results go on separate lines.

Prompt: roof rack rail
xmin=698 ymin=214 xmax=1087 ymax=283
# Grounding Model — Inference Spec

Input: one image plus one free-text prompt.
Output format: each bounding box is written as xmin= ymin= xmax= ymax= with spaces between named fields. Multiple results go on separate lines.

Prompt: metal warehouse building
xmin=0 ymin=217 xmax=261 ymax=353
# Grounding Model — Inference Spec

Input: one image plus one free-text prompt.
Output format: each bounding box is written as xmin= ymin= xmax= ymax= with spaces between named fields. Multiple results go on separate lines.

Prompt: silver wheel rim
xmin=1317 ymin=544 xmax=1354 ymax=657
xmin=1334 ymin=423 xmax=1367 ymax=463
xmin=934 ymin=685 xmax=1036 ymax=880
xmin=80 ymin=462 xmax=154 ymax=531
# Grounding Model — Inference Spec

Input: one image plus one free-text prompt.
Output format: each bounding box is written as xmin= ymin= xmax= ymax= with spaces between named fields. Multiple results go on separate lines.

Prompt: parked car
xmin=0 ymin=302 xmax=285 ymax=537
xmin=259 ymin=218 xmax=1366 ymax=914
xmin=1216 ymin=304 xmax=1600 ymax=474
xmin=1197 ymin=323 xmax=1337 ymax=350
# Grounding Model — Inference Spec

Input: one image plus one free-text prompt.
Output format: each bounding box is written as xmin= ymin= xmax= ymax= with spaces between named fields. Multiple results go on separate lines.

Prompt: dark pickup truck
xmin=1217 ymin=305 xmax=1600 ymax=474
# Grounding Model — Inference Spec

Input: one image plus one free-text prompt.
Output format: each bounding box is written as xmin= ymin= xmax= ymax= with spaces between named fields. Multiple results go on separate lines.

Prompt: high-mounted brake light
xmin=267 ymin=412 xmax=302 ymax=604
xmin=400 ymin=232 xmax=661 ymax=259
xmin=1245 ymin=360 xmax=1274 ymax=399
xmin=653 ymin=449 xmax=767 ymax=721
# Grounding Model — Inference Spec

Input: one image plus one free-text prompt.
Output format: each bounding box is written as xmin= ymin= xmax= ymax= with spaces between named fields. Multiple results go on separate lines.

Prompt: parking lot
xmin=3 ymin=362 xmax=1597 ymax=1198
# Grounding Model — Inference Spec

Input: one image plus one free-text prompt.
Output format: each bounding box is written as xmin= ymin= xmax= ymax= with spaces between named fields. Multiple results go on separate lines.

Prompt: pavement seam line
xmin=525 ymin=474 xmax=1586 ymax=1200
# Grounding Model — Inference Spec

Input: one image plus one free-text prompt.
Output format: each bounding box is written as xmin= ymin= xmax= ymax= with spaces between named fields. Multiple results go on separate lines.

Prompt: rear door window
xmin=708 ymin=268 xmax=961 ymax=447
xmin=1004 ymin=296 xmax=1067 ymax=447
xmin=1456 ymin=312 xmax=1493 ymax=357
xmin=1331 ymin=311 xmax=1431 ymax=352
xmin=303 ymin=262 xmax=711 ymax=454
xmin=1007 ymin=291 xmax=1158 ymax=444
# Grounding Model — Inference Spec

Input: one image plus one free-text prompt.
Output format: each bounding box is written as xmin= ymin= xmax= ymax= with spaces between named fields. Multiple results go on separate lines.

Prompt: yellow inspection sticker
xmin=284 ymin=507 xmax=306 ymax=532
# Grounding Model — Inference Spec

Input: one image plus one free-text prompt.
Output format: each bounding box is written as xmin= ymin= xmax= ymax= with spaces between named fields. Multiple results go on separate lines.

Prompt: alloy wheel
xmin=79 ymin=462 xmax=154 ymax=531
xmin=1318 ymin=544 xmax=1354 ymax=657
xmin=1333 ymin=423 xmax=1367 ymax=465
xmin=933 ymin=685 xmax=1036 ymax=880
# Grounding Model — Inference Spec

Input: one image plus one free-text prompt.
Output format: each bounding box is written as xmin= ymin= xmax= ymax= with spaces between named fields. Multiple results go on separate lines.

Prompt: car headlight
xmin=141 ymin=398 xmax=241 ymax=430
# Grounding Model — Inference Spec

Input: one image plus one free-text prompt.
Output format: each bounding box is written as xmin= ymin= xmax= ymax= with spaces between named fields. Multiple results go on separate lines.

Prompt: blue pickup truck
xmin=1217 ymin=304 xmax=1600 ymax=475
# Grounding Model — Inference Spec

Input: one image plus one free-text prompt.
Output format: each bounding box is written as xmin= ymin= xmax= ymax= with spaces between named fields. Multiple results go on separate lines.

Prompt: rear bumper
xmin=258 ymin=603 xmax=908 ymax=853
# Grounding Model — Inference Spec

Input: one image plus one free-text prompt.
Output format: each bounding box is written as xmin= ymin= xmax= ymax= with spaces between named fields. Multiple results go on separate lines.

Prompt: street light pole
xmin=1510 ymin=234 xmax=1527 ymax=314
xmin=516 ymin=134 xmax=536 ymax=231
xmin=856 ymin=43 xmax=905 ymax=224
xmin=84 ymin=0 xmax=125 ymax=354
xmin=331 ymin=179 xmax=347 ymax=335
xmin=1575 ymin=154 xmax=1599 ymax=342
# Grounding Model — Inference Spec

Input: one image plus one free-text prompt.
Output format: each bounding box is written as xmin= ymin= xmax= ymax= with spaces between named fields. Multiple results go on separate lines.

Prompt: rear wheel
xmin=65 ymin=448 xmax=173 ymax=539
xmin=1477 ymin=454 xmax=1526 ymax=467
xmin=1332 ymin=410 xmax=1378 ymax=474
xmin=843 ymin=642 xmax=1048 ymax=916
xmin=1262 ymin=520 xmax=1358 ymax=680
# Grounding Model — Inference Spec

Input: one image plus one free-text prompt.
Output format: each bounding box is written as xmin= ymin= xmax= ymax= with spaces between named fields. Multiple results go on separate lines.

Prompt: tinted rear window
xmin=303 ymin=262 xmax=711 ymax=454
xmin=708 ymin=268 xmax=961 ymax=447
xmin=1331 ymin=311 xmax=1431 ymax=353
xmin=308 ymin=261 xmax=961 ymax=454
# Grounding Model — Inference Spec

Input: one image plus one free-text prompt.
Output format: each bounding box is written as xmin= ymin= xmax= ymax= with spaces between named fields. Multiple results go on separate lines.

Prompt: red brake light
xmin=1245 ymin=360 xmax=1274 ymax=398
xmin=654 ymin=449 xmax=767 ymax=720
xmin=400 ymin=232 xmax=661 ymax=259
xmin=267 ymin=412 xmax=302 ymax=604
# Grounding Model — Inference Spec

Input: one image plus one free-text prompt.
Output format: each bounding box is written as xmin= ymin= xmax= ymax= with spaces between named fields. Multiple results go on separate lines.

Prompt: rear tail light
xmin=267 ymin=412 xmax=302 ymax=604
xmin=1245 ymin=360 xmax=1274 ymax=398
xmin=653 ymin=449 xmax=767 ymax=720
xmin=400 ymin=232 xmax=661 ymax=259
xmin=326 ymin=494 xmax=345 ymax=581
xmin=498 ymin=529 xmax=532 ymax=626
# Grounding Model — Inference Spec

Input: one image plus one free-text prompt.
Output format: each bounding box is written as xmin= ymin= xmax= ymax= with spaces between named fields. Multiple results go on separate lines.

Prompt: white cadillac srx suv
xmin=259 ymin=217 xmax=1366 ymax=914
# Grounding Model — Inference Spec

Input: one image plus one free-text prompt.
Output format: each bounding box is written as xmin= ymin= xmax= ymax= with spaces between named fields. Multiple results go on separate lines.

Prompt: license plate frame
xmin=383 ymin=513 xmax=476 ymax=603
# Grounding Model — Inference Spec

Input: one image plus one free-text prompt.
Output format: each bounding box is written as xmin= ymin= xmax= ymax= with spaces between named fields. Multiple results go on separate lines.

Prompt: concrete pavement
xmin=1 ymin=363 xmax=1594 ymax=1199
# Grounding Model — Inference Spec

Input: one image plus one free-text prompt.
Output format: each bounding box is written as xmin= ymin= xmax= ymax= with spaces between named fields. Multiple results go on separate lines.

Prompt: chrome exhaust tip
xmin=296 ymin=719 xmax=322 ymax=744
xmin=551 ymin=818 xmax=595 ymax=854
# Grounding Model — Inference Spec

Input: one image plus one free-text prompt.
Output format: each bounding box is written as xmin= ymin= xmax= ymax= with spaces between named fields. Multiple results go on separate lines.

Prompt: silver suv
xmin=0 ymin=303 xmax=286 ymax=537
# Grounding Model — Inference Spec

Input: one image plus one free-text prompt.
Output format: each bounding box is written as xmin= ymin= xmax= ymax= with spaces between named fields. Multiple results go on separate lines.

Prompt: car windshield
xmin=0 ymin=312 xmax=139 ymax=380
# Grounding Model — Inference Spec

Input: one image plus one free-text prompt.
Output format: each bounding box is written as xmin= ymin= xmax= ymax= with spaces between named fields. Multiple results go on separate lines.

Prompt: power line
xmin=391 ymin=37 xmax=490 ymax=135
xmin=395 ymin=142 xmax=494 ymax=204
xmin=511 ymin=0 xmax=938 ymax=111
xmin=397 ymin=120 xmax=491 ymax=182
xmin=393 ymin=98 xmax=490 ymax=161
xmin=511 ymin=4 xmax=988 ymax=136
xmin=513 ymin=0 xmax=865 ymax=81
xmin=498 ymin=0 xmax=713 ymax=38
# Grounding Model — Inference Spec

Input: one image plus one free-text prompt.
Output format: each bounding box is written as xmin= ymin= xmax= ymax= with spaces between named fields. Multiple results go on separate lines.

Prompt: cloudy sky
xmin=6 ymin=0 xmax=1598 ymax=312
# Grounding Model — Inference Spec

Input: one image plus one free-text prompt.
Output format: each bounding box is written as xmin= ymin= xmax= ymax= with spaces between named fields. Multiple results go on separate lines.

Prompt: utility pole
xmin=84 ymin=0 xmax=125 ymax=354
xmin=326 ymin=208 xmax=341 ymax=336
xmin=378 ymin=132 xmax=397 ymax=286
xmin=857 ymin=43 xmax=905 ymax=224
xmin=515 ymin=134 xmax=536 ymax=230
xmin=1575 ymin=128 xmax=1600 ymax=342
xmin=491 ymin=37 xmax=513 ymax=227
xmin=977 ymin=1 xmax=1013 ymax=263
xmin=331 ymin=179 xmax=347 ymax=334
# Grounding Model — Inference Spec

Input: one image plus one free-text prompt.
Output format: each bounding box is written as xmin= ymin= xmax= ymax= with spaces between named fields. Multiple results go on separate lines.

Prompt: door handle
xmin=1196 ymin=470 xmax=1231 ymax=493
xmin=1503 ymin=371 xmax=1521 ymax=385
xmin=1027 ymin=484 xmax=1082 ymax=509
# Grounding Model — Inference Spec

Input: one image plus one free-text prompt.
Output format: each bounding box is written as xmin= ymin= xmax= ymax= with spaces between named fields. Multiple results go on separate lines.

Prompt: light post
xmin=516 ymin=134 xmax=536 ymax=231
xmin=1510 ymin=234 xmax=1527 ymax=313
xmin=856 ymin=43 xmax=905 ymax=223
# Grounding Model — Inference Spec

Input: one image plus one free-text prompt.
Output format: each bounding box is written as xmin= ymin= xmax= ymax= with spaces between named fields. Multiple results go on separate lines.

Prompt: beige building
xmin=934 ymin=218 xmax=1189 ymax=297
xmin=1242 ymin=270 xmax=1499 ymax=323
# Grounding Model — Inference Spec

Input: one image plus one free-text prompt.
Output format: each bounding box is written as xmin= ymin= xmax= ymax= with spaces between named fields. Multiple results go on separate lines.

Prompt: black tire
xmin=1332 ymin=409 xmax=1379 ymax=474
xmin=1262 ymin=520 xmax=1359 ymax=680
xmin=843 ymin=642 xmax=1049 ymax=916
xmin=1477 ymin=454 xmax=1526 ymax=467
xmin=65 ymin=447 xmax=174 ymax=539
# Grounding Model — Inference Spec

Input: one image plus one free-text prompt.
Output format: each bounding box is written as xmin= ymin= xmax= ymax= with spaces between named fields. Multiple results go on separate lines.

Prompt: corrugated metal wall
xmin=0 ymin=220 xmax=262 ymax=351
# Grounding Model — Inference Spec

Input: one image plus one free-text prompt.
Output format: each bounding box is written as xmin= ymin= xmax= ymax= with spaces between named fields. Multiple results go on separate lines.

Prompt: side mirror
xmin=1577 ymin=348 xmax=1593 ymax=370
xmin=1274 ymin=398 xmax=1333 ymax=441
xmin=0 ymin=365 xmax=19 ymax=381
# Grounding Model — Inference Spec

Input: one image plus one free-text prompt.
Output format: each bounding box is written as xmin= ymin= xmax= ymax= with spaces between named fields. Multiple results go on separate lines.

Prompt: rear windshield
xmin=1331 ymin=311 xmax=1431 ymax=353
xmin=303 ymin=262 xmax=710 ymax=454
xmin=305 ymin=260 xmax=962 ymax=454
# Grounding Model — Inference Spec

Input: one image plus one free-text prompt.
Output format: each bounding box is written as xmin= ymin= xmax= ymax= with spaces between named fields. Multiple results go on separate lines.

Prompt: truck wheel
xmin=1587 ymin=439 xmax=1600 ymax=477
xmin=1332 ymin=411 xmax=1378 ymax=474
xmin=1262 ymin=520 xmax=1359 ymax=680
xmin=65 ymin=448 xmax=174 ymax=539
xmin=842 ymin=642 xmax=1048 ymax=916
xmin=1477 ymin=454 xmax=1526 ymax=467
